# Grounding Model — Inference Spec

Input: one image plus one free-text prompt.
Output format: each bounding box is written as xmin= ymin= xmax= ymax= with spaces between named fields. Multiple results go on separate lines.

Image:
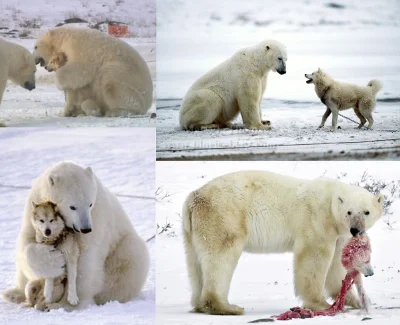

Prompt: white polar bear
xmin=2 ymin=162 xmax=150 ymax=310
xmin=179 ymin=40 xmax=287 ymax=130
xmin=33 ymin=27 xmax=153 ymax=117
xmin=182 ymin=171 xmax=384 ymax=315
xmin=0 ymin=38 xmax=36 ymax=105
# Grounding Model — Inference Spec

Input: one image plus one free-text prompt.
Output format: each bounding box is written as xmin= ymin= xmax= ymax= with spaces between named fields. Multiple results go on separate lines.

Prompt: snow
xmin=0 ymin=128 xmax=155 ymax=325
xmin=0 ymin=0 xmax=156 ymax=126
xmin=156 ymin=161 xmax=400 ymax=324
xmin=156 ymin=0 xmax=400 ymax=159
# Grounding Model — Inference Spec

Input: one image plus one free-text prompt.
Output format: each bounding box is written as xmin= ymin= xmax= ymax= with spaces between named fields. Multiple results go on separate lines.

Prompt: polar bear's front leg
xmin=56 ymin=62 xmax=93 ymax=90
xmin=238 ymin=87 xmax=271 ymax=130
xmin=63 ymin=89 xmax=84 ymax=117
xmin=25 ymin=243 xmax=66 ymax=279
xmin=294 ymin=240 xmax=335 ymax=311
xmin=75 ymin=248 xmax=105 ymax=309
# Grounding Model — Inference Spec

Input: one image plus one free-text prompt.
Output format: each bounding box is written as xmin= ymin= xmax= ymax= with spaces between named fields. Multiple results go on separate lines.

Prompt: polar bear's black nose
xmin=81 ymin=228 xmax=92 ymax=234
xmin=350 ymin=227 xmax=360 ymax=237
xmin=45 ymin=229 xmax=51 ymax=236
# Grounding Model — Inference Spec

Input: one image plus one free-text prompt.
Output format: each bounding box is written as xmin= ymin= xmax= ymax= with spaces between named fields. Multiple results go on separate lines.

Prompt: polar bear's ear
xmin=338 ymin=196 xmax=343 ymax=204
xmin=318 ymin=67 xmax=321 ymax=72
xmin=376 ymin=193 xmax=384 ymax=206
xmin=49 ymin=175 xmax=59 ymax=186
xmin=31 ymin=201 xmax=39 ymax=208
xmin=85 ymin=166 xmax=93 ymax=176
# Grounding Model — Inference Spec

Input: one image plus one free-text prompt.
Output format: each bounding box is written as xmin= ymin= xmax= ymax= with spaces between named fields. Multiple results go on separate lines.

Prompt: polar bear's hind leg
xmin=179 ymin=89 xmax=226 ymax=130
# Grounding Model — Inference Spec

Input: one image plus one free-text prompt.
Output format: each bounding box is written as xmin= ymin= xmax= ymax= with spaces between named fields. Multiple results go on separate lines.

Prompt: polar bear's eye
xmin=89 ymin=203 xmax=93 ymax=208
xmin=278 ymin=58 xmax=282 ymax=61
xmin=347 ymin=211 xmax=352 ymax=216
xmin=50 ymin=219 xmax=54 ymax=223
xmin=34 ymin=46 xmax=37 ymax=50
xmin=40 ymin=219 xmax=44 ymax=223
xmin=70 ymin=206 xmax=77 ymax=211
xmin=365 ymin=211 xmax=370 ymax=216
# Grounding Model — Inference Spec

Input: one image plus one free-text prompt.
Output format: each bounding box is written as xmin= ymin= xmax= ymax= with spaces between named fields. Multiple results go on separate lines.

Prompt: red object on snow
xmin=274 ymin=234 xmax=372 ymax=320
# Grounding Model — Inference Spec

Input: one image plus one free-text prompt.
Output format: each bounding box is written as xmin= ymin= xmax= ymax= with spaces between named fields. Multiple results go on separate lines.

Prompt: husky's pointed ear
xmin=85 ymin=166 xmax=93 ymax=176
xmin=338 ymin=196 xmax=343 ymax=204
xmin=31 ymin=201 xmax=39 ymax=209
xmin=376 ymin=193 xmax=384 ymax=206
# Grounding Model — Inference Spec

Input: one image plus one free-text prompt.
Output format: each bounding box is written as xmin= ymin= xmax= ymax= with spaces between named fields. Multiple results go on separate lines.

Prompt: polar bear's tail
xmin=367 ymin=80 xmax=382 ymax=96
xmin=182 ymin=192 xmax=194 ymax=234
xmin=2 ymin=288 xmax=26 ymax=304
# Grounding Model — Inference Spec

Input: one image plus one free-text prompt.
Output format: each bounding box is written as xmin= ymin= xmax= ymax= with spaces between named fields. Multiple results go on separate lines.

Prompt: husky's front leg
xmin=329 ymin=105 xmax=339 ymax=131
xmin=318 ymin=107 xmax=331 ymax=129
xmin=44 ymin=278 xmax=54 ymax=303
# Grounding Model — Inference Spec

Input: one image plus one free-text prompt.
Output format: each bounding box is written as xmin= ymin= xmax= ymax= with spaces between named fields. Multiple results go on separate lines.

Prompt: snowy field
xmin=0 ymin=0 xmax=156 ymax=127
xmin=156 ymin=0 xmax=400 ymax=160
xmin=156 ymin=161 xmax=400 ymax=325
xmin=0 ymin=128 xmax=155 ymax=325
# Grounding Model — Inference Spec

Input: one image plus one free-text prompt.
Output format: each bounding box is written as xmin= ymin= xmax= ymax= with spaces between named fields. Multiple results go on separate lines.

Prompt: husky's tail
xmin=2 ymin=288 xmax=26 ymax=304
xmin=367 ymin=80 xmax=382 ymax=96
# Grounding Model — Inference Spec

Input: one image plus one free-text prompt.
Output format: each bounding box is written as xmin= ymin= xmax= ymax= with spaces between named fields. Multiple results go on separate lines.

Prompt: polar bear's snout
xmin=350 ymin=227 xmax=361 ymax=237
xmin=35 ymin=57 xmax=45 ymax=67
xmin=24 ymin=81 xmax=35 ymax=91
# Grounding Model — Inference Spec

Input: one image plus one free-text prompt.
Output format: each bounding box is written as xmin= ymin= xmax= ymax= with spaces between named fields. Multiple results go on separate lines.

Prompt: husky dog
xmin=305 ymin=68 xmax=382 ymax=131
xmin=29 ymin=201 xmax=79 ymax=309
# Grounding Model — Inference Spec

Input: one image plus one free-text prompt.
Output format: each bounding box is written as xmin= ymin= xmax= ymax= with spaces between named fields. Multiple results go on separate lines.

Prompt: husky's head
xmin=305 ymin=68 xmax=325 ymax=84
xmin=31 ymin=201 xmax=65 ymax=242
xmin=342 ymin=234 xmax=374 ymax=277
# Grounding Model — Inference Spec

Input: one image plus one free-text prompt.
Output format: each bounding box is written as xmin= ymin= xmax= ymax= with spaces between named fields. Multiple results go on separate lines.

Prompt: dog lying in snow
xmin=275 ymin=234 xmax=373 ymax=320
xmin=305 ymin=68 xmax=382 ymax=131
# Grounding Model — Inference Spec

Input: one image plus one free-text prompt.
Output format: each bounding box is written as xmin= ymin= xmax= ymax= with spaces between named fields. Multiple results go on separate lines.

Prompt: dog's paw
xmin=68 ymin=293 xmax=79 ymax=305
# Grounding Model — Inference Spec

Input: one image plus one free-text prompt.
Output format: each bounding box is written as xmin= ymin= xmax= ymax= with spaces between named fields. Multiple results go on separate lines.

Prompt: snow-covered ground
xmin=0 ymin=0 xmax=156 ymax=127
xmin=156 ymin=0 xmax=400 ymax=159
xmin=0 ymin=128 xmax=155 ymax=325
xmin=156 ymin=161 xmax=400 ymax=325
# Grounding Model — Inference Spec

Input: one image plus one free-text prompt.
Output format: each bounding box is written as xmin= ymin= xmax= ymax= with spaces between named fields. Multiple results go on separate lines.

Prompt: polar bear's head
xmin=33 ymin=29 xmax=59 ymax=67
xmin=9 ymin=50 xmax=36 ymax=91
xmin=259 ymin=40 xmax=287 ymax=75
xmin=41 ymin=162 xmax=97 ymax=234
xmin=332 ymin=185 xmax=384 ymax=237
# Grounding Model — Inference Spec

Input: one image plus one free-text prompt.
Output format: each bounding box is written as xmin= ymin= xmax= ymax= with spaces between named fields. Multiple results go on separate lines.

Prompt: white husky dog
xmin=29 ymin=201 xmax=79 ymax=308
xmin=305 ymin=68 xmax=382 ymax=131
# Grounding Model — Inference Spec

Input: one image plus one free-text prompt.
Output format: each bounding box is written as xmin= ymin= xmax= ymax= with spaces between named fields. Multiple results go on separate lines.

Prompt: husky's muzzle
xmin=305 ymin=74 xmax=313 ymax=84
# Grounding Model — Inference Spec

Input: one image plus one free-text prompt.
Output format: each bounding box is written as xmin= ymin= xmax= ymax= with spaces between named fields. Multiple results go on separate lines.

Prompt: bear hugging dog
xmin=183 ymin=170 xmax=384 ymax=315
xmin=33 ymin=27 xmax=153 ymax=117
xmin=2 ymin=161 xmax=150 ymax=311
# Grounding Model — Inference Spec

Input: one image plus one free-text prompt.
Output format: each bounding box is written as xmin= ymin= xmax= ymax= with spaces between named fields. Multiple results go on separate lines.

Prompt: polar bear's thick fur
xmin=3 ymin=162 xmax=150 ymax=310
xmin=0 ymin=38 xmax=36 ymax=105
xmin=182 ymin=171 xmax=384 ymax=315
xmin=33 ymin=28 xmax=153 ymax=117
xmin=179 ymin=40 xmax=287 ymax=130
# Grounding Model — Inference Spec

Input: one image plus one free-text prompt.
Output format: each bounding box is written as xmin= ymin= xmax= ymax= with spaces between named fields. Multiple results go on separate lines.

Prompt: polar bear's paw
xmin=196 ymin=298 xmax=244 ymax=315
xmin=67 ymin=292 xmax=79 ymax=305
xmin=247 ymin=124 xmax=272 ymax=131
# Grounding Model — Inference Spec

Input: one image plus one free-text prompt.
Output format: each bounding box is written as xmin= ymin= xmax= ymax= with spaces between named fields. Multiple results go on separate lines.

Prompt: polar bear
xmin=0 ymin=38 xmax=36 ymax=105
xmin=182 ymin=171 xmax=384 ymax=315
xmin=2 ymin=162 xmax=150 ymax=310
xmin=179 ymin=40 xmax=287 ymax=130
xmin=33 ymin=27 xmax=153 ymax=117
